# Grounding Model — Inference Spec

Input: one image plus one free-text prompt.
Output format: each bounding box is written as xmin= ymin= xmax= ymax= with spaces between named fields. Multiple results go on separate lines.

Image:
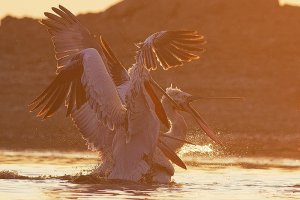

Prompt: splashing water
xmin=0 ymin=150 xmax=299 ymax=199
xmin=177 ymin=144 xmax=213 ymax=157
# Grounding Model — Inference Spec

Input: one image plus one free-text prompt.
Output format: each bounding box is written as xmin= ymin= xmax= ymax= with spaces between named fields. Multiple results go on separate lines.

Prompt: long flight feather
xmin=158 ymin=139 xmax=187 ymax=169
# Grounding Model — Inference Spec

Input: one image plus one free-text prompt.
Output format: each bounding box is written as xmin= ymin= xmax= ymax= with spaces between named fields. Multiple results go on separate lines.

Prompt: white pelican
xmin=140 ymin=85 xmax=225 ymax=183
xmin=29 ymin=5 xmax=221 ymax=183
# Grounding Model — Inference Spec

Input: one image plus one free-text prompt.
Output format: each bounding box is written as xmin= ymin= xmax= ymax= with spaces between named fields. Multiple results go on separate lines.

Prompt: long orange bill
xmin=188 ymin=96 xmax=243 ymax=101
xmin=185 ymin=103 xmax=224 ymax=146
xmin=160 ymin=134 xmax=196 ymax=145
xmin=149 ymin=79 xmax=181 ymax=109
xmin=144 ymin=80 xmax=170 ymax=129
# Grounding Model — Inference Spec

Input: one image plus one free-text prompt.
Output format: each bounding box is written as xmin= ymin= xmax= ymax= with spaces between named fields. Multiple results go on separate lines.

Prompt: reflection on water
xmin=178 ymin=144 xmax=213 ymax=156
xmin=0 ymin=150 xmax=299 ymax=200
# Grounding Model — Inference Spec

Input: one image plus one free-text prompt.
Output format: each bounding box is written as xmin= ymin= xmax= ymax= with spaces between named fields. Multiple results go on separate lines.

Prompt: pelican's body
xmin=161 ymin=93 xmax=188 ymax=151
xmin=89 ymin=86 xmax=216 ymax=183
xmin=29 ymin=5 xmax=220 ymax=183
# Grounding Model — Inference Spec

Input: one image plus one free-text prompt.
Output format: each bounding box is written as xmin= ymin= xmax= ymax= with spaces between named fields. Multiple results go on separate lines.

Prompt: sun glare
xmin=1 ymin=0 xmax=300 ymax=21
xmin=0 ymin=0 xmax=121 ymax=20
xmin=279 ymin=0 xmax=300 ymax=5
xmin=178 ymin=144 xmax=214 ymax=157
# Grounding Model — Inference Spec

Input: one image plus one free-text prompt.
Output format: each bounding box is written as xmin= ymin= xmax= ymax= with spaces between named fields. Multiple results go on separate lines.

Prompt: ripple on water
xmin=0 ymin=150 xmax=300 ymax=199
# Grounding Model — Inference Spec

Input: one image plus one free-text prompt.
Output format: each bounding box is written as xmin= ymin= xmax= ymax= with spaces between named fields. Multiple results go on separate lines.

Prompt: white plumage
xmin=29 ymin=5 xmax=214 ymax=183
xmin=81 ymin=48 xmax=127 ymax=130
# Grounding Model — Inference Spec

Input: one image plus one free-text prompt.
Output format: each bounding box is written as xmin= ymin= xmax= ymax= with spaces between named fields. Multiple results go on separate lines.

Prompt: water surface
xmin=0 ymin=150 xmax=299 ymax=200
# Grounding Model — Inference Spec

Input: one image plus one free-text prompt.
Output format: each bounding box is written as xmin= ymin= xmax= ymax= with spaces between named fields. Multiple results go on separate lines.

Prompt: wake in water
xmin=1 ymin=146 xmax=299 ymax=185
xmin=0 ymin=170 xmax=106 ymax=183
xmin=0 ymin=170 xmax=105 ymax=183
xmin=0 ymin=144 xmax=215 ymax=184
xmin=0 ymin=170 xmax=73 ymax=181
xmin=0 ymin=170 xmax=182 ymax=190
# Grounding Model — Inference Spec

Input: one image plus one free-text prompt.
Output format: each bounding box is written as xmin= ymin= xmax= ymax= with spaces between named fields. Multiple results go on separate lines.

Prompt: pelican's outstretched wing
xmin=70 ymin=81 xmax=130 ymax=152
xmin=127 ymin=31 xmax=205 ymax=123
xmin=71 ymin=103 xmax=114 ymax=151
xmin=137 ymin=30 xmax=205 ymax=70
xmin=29 ymin=48 xmax=127 ymax=130
xmin=126 ymin=30 xmax=205 ymax=173
xmin=34 ymin=5 xmax=130 ymax=153
xmin=42 ymin=5 xmax=129 ymax=86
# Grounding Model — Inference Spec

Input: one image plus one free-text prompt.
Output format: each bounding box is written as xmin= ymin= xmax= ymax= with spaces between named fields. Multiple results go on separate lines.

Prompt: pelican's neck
xmin=161 ymin=97 xmax=188 ymax=139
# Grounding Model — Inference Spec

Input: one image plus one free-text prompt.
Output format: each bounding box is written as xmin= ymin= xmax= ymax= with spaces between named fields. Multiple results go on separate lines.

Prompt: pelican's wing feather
xmin=42 ymin=5 xmax=129 ymax=86
xmin=71 ymin=103 xmax=114 ymax=151
xmin=137 ymin=30 xmax=205 ymax=70
xmin=29 ymin=49 xmax=127 ymax=130
xmin=99 ymin=36 xmax=130 ymax=86
xmin=70 ymin=82 xmax=130 ymax=152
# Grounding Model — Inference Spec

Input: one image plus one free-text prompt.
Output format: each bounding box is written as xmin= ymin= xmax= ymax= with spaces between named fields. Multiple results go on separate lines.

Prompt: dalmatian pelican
xmin=29 ymin=5 xmax=222 ymax=182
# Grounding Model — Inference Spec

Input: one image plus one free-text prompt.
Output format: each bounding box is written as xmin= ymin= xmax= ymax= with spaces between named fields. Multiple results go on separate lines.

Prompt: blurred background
xmin=0 ymin=0 xmax=300 ymax=158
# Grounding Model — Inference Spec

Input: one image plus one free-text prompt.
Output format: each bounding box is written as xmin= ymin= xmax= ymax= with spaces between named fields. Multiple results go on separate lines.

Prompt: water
xmin=0 ymin=149 xmax=299 ymax=200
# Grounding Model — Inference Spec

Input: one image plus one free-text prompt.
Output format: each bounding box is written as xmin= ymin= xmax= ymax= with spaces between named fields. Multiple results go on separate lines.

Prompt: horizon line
xmin=1 ymin=0 xmax=300 ymax=22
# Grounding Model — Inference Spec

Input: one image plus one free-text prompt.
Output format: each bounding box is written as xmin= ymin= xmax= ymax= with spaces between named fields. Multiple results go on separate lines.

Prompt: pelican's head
xmin=162 ymin=85 xmax=224 ymax=146
xmin=164 ymin=85 xmax=202 ymax=107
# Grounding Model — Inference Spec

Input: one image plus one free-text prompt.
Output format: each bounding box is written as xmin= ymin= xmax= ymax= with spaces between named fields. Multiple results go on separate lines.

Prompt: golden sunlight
xmin=1 ymin=0 xmax=300 ymax=21
xmin=279 ymin=0 xmax=300 ymax=5
xmin=0 ymin=0 xmax=121 ymax=19
xmin=1 ymin=0 xmax=300 ymax=199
